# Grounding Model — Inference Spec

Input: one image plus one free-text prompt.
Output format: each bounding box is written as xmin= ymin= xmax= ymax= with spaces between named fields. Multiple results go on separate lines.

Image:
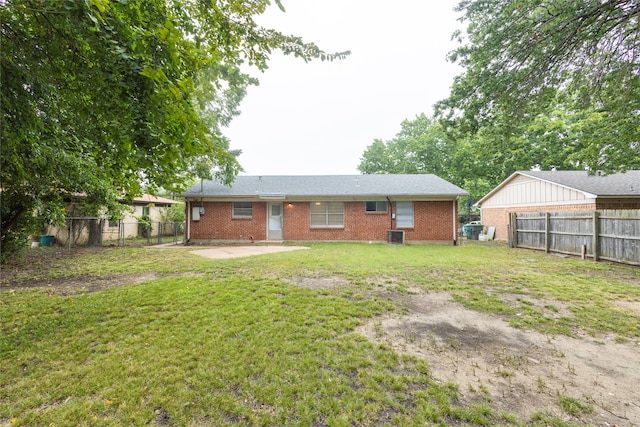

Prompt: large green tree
xmin=358 ymin=114 xmax=456 ymax=181
xmin=437 ymin=0 xmax=640 ymax=172
xmin=358 ymin=106 xmax=594 ymax=203
xmin=1 ymin=0 xmax=346 ymax=261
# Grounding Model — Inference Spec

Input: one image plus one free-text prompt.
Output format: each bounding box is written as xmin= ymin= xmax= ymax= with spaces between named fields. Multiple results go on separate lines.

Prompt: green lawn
xmin=1 ymin=242 xmax=639 ymax=426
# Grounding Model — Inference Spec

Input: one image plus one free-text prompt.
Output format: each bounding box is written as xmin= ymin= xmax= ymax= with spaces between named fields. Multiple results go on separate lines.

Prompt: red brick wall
xmin=189 ymin=202 xmax=268 ymax=242
xmin=409 ymin=201 xmax=457 ymax=241
xmin=596 ymin=198 xmax=640 ymax=209
xmin=284 ymin=201 xmax=391 ymax=241
xmin=189 ymin=200 xmax=457 ymax=242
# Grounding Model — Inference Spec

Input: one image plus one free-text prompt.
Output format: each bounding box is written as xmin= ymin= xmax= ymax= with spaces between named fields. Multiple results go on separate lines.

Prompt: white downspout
xmin=453 ymin=199 xmax=457 ymax=246
xmin=186 ymin=200 xmax=191 ymax=242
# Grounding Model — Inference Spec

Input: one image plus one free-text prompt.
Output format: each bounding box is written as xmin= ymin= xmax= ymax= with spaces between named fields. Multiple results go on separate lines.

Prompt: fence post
xmin=544 ymin=212 xmax=550 ymax=253
xmin=118 ymin=219 xmax=124 ymax=247
xmin=509 ymin=212 xmax=517 ymax=248
xmin=513 ymin=212 xmax=518 ymax=248
xmin=592 ymin=211 xmax=599 ymax=262
xmin=508 ymin=213 xmax=512 ymax=247
xmin=68 ymin=218 xmax=73 ymax=254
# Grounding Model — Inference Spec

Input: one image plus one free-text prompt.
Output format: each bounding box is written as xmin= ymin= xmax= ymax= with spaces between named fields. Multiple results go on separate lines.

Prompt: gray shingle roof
xmin=182 ymin=174 xmax=468 ymax=199
xmin=520 ymin=170 xmax=640 ymax=197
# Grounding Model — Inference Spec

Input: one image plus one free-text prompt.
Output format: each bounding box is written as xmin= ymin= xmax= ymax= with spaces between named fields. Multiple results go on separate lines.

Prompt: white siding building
xmin=477 ymin=171 xmax=640 ymax=241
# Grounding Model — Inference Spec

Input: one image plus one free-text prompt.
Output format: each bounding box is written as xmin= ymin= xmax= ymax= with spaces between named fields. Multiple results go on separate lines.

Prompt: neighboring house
xmin=182 ymin=175 xmax=468 ymax=244
xmin=477 ymin=170 xmax=640 ymax=241
xmin=48 ymin=194 xmax=181 ymax=245
xmin=102 ymin=195 xmax=182 ymax=241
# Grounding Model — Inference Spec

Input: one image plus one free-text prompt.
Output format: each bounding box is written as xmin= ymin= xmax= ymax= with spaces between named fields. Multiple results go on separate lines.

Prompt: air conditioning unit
xmin=387 ymin=230 xmax=405 ymax=245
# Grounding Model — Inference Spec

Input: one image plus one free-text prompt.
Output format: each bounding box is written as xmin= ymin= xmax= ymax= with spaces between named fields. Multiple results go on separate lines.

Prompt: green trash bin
xmin=465 ymin=224 xmax=483 ymax=240
xmin=40 ymin=235 xmax=55 ymax=246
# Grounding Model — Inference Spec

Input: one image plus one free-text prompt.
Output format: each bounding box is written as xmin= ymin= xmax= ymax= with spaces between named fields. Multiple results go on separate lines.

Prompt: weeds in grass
xmin=530 ymin=411 xmax=579 ymax=426
xmin=544 ymin=303 xmax=560 ymax=312
xmin=477 ymin=383 xmax=492 ymax=402
xmin=497 ymin=370 xmax=514 ymax=378
xmin=558 ymin=395 xmax=594 ymax=417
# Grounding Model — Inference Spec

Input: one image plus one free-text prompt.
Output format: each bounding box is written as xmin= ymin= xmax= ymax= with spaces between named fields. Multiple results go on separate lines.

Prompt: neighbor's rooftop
xmin=477 ymin=170 xmax=640 ymax=205
xmin=521 ymin=170 xmax=640 ymax=197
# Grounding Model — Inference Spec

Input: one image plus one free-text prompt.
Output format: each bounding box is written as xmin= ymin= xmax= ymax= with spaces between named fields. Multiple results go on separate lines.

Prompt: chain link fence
xmin=44 ymin=218 xmax=185 ymax=249
xmin=106 ymin=220 xmax=185 ymax=247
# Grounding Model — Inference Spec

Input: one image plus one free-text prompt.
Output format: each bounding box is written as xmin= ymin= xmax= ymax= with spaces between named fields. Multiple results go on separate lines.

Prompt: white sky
xmin=223 ymin=1 xmax=463 ymax=176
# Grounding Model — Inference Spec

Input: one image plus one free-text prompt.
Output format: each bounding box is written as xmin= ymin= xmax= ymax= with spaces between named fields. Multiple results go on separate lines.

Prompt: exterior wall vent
xmin=387 ymin=230 xmax=405 ymax=245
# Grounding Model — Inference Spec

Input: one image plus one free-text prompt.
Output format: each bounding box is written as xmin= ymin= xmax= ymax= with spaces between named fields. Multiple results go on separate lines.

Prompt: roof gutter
xmin=259 ymin=194 xmax=287 ymax=200
xmin=186 ymin=200 xmax=191 ymax=243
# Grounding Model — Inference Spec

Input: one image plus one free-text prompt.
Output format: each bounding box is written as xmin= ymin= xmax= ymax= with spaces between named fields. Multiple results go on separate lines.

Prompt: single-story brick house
xmin=477 ymin=170 xmax=640 ymax=241
xmin=182 ymin=174 xmax=468 ymax=244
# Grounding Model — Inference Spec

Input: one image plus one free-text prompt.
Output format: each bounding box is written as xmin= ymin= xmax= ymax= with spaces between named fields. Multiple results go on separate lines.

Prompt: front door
xmin=267 ymin=202 xmax=283 ymax=240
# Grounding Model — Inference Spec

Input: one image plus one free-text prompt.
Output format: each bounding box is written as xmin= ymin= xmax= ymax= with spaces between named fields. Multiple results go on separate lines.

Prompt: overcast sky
xmin=223 ymin=1 xmax=463 ymax=176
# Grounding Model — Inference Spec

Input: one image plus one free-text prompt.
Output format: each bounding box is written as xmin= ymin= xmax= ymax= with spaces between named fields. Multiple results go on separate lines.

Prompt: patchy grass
xmin=233 ymin=241 xmax=640 ymax=338
xmin=557 ymin=395 xmax=594 ymax=417
xmin=1 ymin=241 xmax=639 ymax=426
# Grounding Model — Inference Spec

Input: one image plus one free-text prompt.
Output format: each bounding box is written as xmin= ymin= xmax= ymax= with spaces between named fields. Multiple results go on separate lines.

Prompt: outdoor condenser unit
xmin=387 ymin=230 xmax=405 ymax=245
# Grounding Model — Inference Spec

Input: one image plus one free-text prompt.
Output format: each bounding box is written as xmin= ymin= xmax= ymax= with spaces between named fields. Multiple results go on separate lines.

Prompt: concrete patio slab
xmin=189 ymin=245 xmax=310 ymax=259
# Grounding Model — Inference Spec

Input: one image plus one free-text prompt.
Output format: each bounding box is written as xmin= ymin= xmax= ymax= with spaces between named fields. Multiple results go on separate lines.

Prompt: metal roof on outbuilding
xmin=182 ymin=174 xmax=468 ymax=199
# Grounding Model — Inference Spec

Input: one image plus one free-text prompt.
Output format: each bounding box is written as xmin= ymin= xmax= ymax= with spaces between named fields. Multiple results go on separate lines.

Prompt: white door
xmin=267 ymin=203 xmax=283 ymax=240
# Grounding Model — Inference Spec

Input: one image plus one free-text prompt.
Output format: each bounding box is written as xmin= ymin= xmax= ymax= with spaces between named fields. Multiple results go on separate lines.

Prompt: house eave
xmin=595 ymin=195 xmax=640 ymax=199
xmin=184 ymin=194 xmax=465 ymax=203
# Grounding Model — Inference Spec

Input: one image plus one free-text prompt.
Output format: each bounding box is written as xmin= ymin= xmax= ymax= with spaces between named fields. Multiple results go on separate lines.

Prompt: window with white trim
xmin=395 ymin=201 xmax=414 ymax=228
xmin=365 ymin=201 xmax=388 ymax=212
xmin=310 ymin=202 xmax=344 ymax=227
xmin=233 ymin=202 xmax=252 ymax=218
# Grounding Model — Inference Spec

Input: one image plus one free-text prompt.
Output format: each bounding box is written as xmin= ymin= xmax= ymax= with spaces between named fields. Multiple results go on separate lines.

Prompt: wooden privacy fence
xmin=508 ymin=210 xmax=640 ymax=266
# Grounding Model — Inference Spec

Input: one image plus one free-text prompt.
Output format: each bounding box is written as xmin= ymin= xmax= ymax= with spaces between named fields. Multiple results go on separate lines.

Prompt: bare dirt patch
xmin=357 ymin=291 xmax=640 ymax=426
xmin=611 ymin=300 xmax=640 ymax=317
xmin=1 ymin=246 xmax=207 ymax=295
xmin=1 ymin=272 xmax=208 ymax=295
